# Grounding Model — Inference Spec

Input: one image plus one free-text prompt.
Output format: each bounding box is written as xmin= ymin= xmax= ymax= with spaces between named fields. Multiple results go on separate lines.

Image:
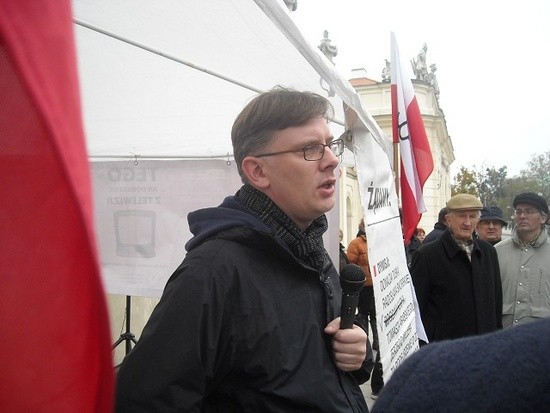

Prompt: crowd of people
xmin=373 ymin=191 xmax=550 ymax=411
xmin=115 ymin=87 xmax=549 ymax=412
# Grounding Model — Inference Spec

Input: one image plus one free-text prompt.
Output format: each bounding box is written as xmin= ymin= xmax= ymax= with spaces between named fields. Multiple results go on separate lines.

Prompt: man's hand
xmin=324 ymin=318 xmax=367 ymax=371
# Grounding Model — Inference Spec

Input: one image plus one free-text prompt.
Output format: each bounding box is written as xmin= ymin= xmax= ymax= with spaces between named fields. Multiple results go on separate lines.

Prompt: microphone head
xmin=339 ymin=264 xmax=366 ymax=293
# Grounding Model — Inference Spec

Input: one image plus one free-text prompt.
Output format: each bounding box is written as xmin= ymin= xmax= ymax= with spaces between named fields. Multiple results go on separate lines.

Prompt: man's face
xmin=446 ymin=210 xmax=480 ymax=241
xmin=514 ymin=203 xmax=545 ymax=239
xmin=257 ymin=117 xmax=339 ymax=230
xmin=476 ymin=220 xmax=503 ymax=244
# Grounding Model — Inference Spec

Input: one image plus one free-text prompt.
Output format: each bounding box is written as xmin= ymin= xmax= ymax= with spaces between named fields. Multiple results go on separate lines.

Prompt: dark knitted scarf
xmin=235 ymin=184 xmax=328 ymax=272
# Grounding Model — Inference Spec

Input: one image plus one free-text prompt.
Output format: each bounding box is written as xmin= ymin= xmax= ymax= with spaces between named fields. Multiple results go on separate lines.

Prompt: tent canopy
xmin=74 ymin=0 xmax=390 ymax=160
xmin=73 ymin=0 xmax=392 ymax=297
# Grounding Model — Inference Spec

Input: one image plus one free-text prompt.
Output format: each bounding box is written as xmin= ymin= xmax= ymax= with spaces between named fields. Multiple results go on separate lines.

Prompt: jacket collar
xmin=440 ymin=227 xmax=481 ymax=258
xmin=511 ymin=227 xmax=548 ymax=248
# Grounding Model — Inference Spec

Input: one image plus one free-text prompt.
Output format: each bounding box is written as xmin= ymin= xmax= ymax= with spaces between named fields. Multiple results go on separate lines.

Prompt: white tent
xmin=73 ymin=0 xmax=391 ymax=297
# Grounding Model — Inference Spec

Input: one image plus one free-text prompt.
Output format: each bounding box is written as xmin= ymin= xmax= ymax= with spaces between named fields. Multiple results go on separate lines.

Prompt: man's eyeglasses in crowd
xmin=514 ymin=208 xmax=539 ymax=217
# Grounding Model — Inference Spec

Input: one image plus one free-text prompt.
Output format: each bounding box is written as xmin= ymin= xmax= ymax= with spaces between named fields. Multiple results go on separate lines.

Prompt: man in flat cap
xmin=410 ymin=194 xmax=503 ymax=344
xmin=495 ymin=192 xmax=550 ymax=328
xmin=476 ymin=206 xmax=508 ymax=245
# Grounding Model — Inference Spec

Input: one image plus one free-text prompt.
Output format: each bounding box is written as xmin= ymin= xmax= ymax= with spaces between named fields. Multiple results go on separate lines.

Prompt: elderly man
xmin=476 ymin=206 xmax=507 ymax=245
xmin=495 ymin=192 xmax=550 ymax=328
xmin=115 ymin=88 xmax=369 ymax=412
xmin=410 ymin=194 xmax=503 ymax=343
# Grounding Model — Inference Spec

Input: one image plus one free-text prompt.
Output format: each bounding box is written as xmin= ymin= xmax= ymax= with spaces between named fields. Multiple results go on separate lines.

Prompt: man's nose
xmin=321 ymin=145 xmax=340 ymax=168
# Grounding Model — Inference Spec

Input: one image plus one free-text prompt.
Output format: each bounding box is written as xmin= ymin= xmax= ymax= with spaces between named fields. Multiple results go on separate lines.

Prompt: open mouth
xmin=320 ymin=179 xmax=336 ymax=189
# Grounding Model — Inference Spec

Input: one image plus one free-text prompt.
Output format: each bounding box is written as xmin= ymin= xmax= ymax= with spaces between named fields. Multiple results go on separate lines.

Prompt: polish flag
xmin=0 ymin=1 xmax=114 ymax=411
xmin=390 ymin=32 xmax=434 ymax=244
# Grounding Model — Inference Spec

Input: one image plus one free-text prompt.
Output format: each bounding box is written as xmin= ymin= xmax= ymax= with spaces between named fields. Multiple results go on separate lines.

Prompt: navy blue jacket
xmin=115 ymin=196 xmax=369 ymax=412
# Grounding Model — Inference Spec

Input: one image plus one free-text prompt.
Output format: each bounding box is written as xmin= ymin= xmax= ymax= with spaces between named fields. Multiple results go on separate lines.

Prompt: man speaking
xmin=115 ymin=88 xmax=369 ymax=412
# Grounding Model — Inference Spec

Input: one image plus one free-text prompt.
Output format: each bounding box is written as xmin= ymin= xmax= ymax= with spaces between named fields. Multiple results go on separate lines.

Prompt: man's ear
xmin=241 ymin=156 xmax=270 ymax=189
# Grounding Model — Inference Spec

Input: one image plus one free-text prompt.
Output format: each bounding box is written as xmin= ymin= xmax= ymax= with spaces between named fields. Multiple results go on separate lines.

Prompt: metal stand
xmin=112 ymin=295 xmax=137 ymax=355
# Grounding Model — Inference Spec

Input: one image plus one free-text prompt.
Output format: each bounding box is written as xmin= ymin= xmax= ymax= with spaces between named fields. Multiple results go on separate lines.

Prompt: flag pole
xmin=393 ymin=141 xmax=400 ymax=200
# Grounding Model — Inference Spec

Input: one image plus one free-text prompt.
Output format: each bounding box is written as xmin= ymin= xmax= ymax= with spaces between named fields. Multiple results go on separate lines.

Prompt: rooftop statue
xmin=381 ymin=59 xmax=391 ymax=82
xmin=283 ymin=0 xmax=298 ymax=12
xmin=318 ymin=30 xmax=338 ymax=63
xmin=427 ymin=63 xmax=440 ymax=99
xmin=411 ymin=43 xmax=428 ymax=81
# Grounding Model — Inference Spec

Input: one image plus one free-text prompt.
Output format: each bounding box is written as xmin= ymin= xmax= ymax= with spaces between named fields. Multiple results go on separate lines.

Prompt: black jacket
xmin=422 ymin=222 xmax=447 ymax=244
xmin=410 ymin=228 xmax=503 ymax=343
xmin=405 ymin=236 xmax=422 ymax=266
xmin=116 ymin=196 xmax=368 ymax=412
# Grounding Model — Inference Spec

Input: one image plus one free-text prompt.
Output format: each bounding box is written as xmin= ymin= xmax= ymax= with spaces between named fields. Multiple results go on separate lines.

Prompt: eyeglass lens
xmin=304 ymin=139 xmax=343 ymax=161
xmin=514 ymin=208 xmax=537 ymax=216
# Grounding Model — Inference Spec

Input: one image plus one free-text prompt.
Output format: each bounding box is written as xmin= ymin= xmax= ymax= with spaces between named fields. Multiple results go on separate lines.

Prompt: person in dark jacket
xmin=410 ymin=194 xmax=502 ymax=344
xmin=115 ymin=87 xmax=369 ymax=412
xmin=423 ymin=207 xmax=448 ymax=244
xmin=405 ymin=227 xmax=425 ymax=266
xmin=371 ymin=318 xmax=550 ymax=412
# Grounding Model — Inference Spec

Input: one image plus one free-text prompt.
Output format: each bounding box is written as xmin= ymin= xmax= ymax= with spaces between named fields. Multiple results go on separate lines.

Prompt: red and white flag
xmin=390 ymin=32 xmax=434 ymax=244
xmin=0 ymin=0 xmax=114 ymax=411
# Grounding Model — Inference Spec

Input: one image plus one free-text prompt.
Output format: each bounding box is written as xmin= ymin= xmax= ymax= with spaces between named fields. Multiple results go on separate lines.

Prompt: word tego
xmin=107 ymin=167 xmax=158 ymax=183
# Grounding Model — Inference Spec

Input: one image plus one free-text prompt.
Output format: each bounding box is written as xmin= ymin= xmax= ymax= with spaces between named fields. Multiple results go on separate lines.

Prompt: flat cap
xmin=480 ymin=206 xmax=507 ymax=226
xmin=446 ymin=194 xmax=483 ymax=211
xmin=513 ymin=192 xmax=548 ymax=214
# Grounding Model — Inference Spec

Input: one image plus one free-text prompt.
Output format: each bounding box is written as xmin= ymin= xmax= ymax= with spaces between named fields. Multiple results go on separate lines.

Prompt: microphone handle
xmin=340 ymin=291 xmax=360 ymax=329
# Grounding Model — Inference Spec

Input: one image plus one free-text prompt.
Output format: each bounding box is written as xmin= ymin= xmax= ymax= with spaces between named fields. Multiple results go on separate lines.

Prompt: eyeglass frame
xmin=514 ymin=207 xmax=540 ymax=217
xmin=253 ymin=138 xmax=344 ymax=161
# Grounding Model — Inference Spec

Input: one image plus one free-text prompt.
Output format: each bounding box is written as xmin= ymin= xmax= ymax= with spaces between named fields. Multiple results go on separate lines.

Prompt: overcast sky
xmin=290 ymin=0 xmax=549 ymax=177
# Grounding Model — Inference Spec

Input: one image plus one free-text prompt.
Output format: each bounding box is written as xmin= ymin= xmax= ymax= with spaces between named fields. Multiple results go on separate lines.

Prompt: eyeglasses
xmin=514 ymin=208 xmax=539 ymax=216
xmin=254 ymin=139 xmax=344 ymax=161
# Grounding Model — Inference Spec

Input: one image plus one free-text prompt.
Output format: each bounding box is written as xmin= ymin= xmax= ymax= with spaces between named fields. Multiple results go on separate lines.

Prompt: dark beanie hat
xmin=513 ymin=192 xmax=548 ymax=214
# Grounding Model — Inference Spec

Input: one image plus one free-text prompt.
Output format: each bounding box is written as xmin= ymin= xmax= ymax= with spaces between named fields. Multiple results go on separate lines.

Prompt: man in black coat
xmin=410 ymin=194 xmax=502 ymax=344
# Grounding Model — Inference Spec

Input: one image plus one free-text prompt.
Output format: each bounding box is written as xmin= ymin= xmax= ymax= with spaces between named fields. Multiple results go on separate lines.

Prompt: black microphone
xmin=339 ymin=264 xmax=365 ymax=329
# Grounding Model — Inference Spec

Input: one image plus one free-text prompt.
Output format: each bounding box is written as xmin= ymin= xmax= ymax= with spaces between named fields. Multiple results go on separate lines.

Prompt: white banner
xmin=90 ymin=160 xmax=243 ymax=297
xmin=91 ymin=159 xmax=340 ymax=298
xmin=350 ymin=126 xmax=424 ymax=382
